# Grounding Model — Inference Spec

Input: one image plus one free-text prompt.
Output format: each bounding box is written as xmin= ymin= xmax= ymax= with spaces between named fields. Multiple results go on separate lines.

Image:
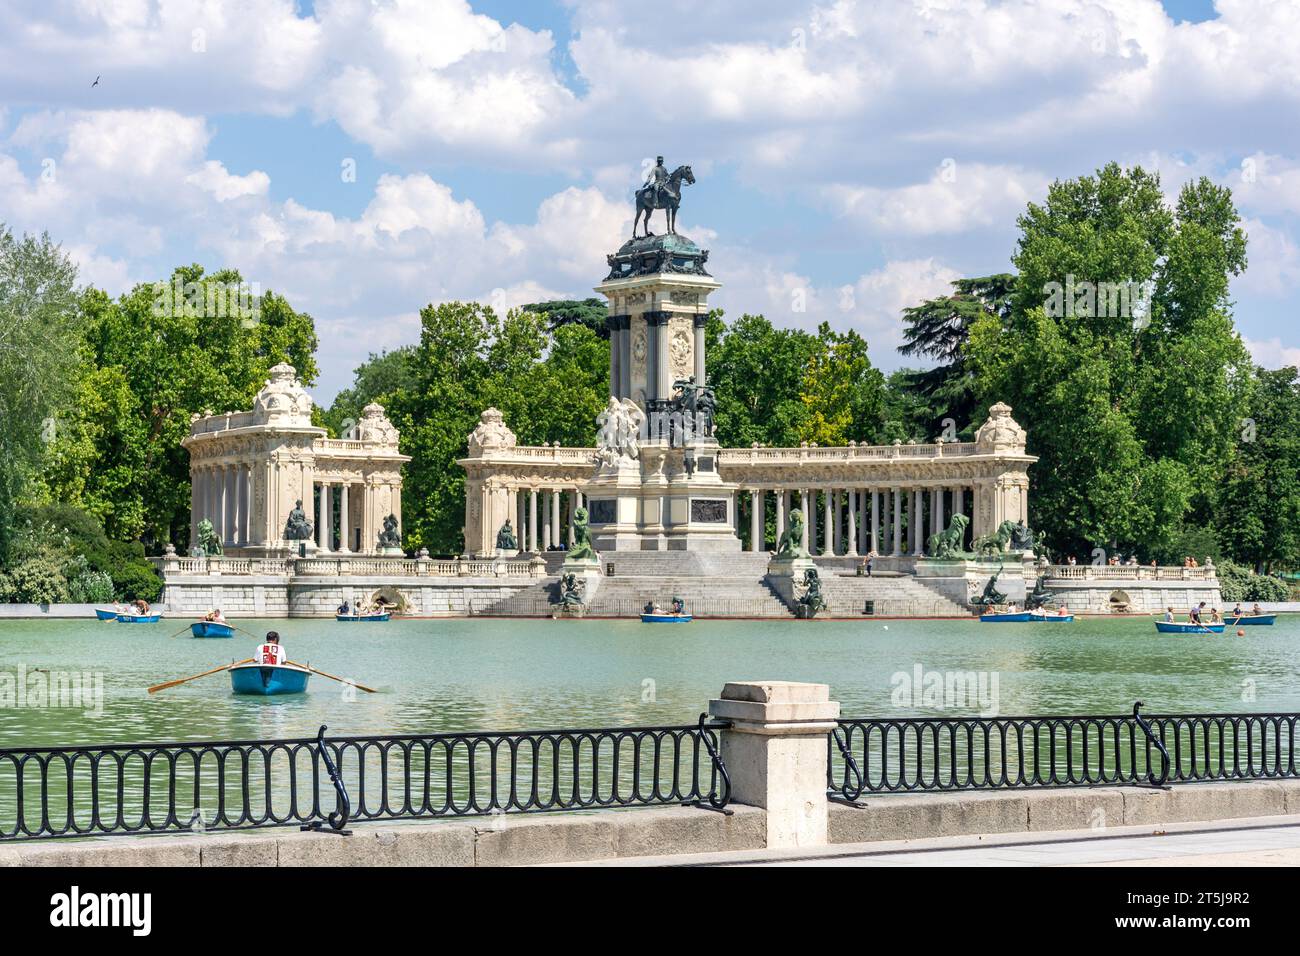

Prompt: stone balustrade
xmin=1044 ymin=564 xmax=1216 ymax=581
xmin=156 ymin=554 xmax=546 ymax=579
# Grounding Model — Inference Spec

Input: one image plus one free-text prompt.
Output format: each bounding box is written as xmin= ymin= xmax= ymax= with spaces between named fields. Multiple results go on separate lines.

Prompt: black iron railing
xmin=0 ymin=716 xmax=730 ymax=840
xmin=828 ymin=705 xmax=1300 ymax=799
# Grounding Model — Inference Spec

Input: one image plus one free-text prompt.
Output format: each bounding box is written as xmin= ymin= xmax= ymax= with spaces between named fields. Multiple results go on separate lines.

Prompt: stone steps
xmin=814 ymin=571 xmax=970 ymax=617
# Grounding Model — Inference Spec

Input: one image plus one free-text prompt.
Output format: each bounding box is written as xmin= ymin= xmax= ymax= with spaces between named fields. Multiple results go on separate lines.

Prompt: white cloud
xmin=1245 ymin=337 xmax=1300 ymax=371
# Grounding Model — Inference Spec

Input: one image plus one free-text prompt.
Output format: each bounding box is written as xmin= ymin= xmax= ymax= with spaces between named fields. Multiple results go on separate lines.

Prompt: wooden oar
xmin=148 ymin=659 xmax=253 ymax=694
xmin=233 ymin=624 xmax=264 ymax=641
xmin=165 ymin=622 xmax=194 ymax=639
xmin=286 ymin=659 xmax=377 ymax=694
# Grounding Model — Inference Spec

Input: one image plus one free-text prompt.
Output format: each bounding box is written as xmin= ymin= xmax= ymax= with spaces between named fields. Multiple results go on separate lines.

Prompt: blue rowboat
xmin=1228 ymin=614 xmax=1276 ymax=626
xmin=979 ymin=612 xmax=1033 ymax=622
xmin=229 ymin=662 xmax=310 ymax=696
xmin=335 ymin=612 xmax=390 ymax=622
xmin=641 ymin=613 xmax=693 ymax=623
xmin=1155 ymin=621 xmax=1226 ymax=634
xmin=1031 ymin=614 xmax=1074 ymax=623
xmin=116 ymin=613 xmax=162 ymax=623
xmin=94 ymin=608 xmax=119 ymax=621
xmin=191 ymin=621 xmax=235 ymax=638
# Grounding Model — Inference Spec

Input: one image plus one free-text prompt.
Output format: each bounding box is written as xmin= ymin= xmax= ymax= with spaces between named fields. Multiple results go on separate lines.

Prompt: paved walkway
xmin=567 ymin=815 xmax=1300 ymax=867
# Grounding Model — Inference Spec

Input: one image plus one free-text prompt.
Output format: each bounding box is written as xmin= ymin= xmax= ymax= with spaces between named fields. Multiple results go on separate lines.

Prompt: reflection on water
xmin=1 ymin=615 xmax=1299 ymax=748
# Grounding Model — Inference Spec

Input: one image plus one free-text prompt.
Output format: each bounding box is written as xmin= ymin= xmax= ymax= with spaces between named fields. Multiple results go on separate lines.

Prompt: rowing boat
xmin=229 ymin=662 xmax=311 ymax=695
xmin=1154 ymin=620 xmax=1226 ymax=634
xmin=191 ymin=621 xmax=235 ymax=638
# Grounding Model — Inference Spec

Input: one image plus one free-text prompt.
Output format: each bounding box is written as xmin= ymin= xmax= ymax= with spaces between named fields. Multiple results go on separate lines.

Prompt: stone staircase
xmin=812 ymin=567 xmax=971 ymax=618
xmin=477 ymin=552 xmax=971 ymax=619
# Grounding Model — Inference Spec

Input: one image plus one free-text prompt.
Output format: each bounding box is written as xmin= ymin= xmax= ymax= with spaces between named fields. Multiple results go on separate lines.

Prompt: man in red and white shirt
xmin=255 ymin=631 xmax=287 ymax=666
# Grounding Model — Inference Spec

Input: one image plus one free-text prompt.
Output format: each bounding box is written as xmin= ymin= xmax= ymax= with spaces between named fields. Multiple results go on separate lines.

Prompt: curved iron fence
xmin=829 ymin=706 xmax=1299 ymax=799
xmin=0 ymin=717 xmax=730 ymax=840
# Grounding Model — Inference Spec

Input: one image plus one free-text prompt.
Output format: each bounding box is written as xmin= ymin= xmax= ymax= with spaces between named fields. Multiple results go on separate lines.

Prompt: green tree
xmin=321 ymin=346 xmax=414 ymax=437
xmin=966 ymin=163 xmax=1252 ymax=558
xmin=797 ymin=323 xmax=886 ymax=446
xmin=374 ymin=302 xmax=608 ymax=554
xmin=1215 ymin=367 xmax=1300 ymax=571
xmin=0 ymin=226 xmax=84 ymax=555
xmin=521 ymin=298 xmax=610 ymax=338
xmin=39 ymin=265 xmax=319 ymax=548
xmin=897 ymin=274 xmax=1013 ymax=439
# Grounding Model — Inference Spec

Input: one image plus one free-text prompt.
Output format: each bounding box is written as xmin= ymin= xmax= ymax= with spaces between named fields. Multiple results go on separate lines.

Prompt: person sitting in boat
xmin=1208 ymin=607 xmax=1222 ymax=624
xmin=134 ymin=599 xmax=151 ymax=615
xmin=643 ymin=601 xmax=655 ymax=615
xmin=1231 ymin=603 xmax=1243 ymax=618
xmin=255 ymin=631 xmax=287 ymax=667
xmin=670 ymin=596 xmax=684 ymax=615
xmin=203 ymin=608 xmax=227 ymax=624
xmin=337 ymin=599 xmax=351 ymax=616
xmin=1252 ymin=603 xmax=1263 ymax=616
xmin=1164 ymin=606 xmax=1176 ymax=623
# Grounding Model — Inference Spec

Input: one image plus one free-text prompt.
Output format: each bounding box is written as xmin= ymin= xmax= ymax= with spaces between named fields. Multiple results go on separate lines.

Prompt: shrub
xmin=68 ymin=568 xmax=115 ymax=603
xmin=110 ymin=559 xmax=163 ymax=603
xmin=1218 ymin=560 xmax=1290 ymax=603
xmin=7 ymin=556 xmax=71 ymax=604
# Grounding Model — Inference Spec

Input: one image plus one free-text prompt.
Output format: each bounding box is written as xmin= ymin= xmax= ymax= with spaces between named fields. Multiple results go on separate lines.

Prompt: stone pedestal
xmin=558 ymin=555 xmax=603 ymax=605
xmin=764 ymin=555 xmax=817 ymax=609
xmin=708 ymin=681 xmax=840 ymax=849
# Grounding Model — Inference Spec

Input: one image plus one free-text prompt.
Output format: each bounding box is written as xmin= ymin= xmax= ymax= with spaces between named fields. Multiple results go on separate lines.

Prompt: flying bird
xmin=91 ymin=75 xmax=100 ymax=87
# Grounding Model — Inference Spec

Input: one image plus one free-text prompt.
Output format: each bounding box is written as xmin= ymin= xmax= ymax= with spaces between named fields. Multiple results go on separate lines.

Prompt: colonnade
xmin=737 ymin=485 xmax=976 ymax=556
xmin=511 ymin=486 xmax=588 ymax=552
xmin=191 ymin=463 xmax=255 ymax=549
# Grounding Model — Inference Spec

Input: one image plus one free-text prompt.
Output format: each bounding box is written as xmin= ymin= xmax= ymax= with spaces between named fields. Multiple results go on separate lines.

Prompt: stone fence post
xmin=708 ymin=680 xmax=840 ymax=849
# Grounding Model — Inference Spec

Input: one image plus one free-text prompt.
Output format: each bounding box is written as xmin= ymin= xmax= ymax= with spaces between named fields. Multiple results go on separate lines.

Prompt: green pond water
xmin=2 ymin=614 xmax=1299 ymax=748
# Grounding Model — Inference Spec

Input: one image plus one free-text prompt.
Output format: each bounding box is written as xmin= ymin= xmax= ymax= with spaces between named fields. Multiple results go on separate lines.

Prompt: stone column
xmin=775 ymin=491 xmax=786 ymax=544
xmin=653 ymin=316 xmax=671 ymax=401
xmin=933 ymin=486 xmax=944 ymax=539
xmin=339 ymin=483 xmax=351 ymax=553
xmin=189 ymin=470 xmax=200 ymax=549
xmin=847 ymin=490 xmax=857 ymax=555
xmin=552 ymin=489 xmax=562 ymax=549
xmin=749 ymin=490 xmax=762 ymax=553
xmin=891 ymin=487 xmax=902 ymax=555
xmin=708 ymin=681 xmax=840 ymax=849
xmin=953 ymin=486 xmax=966 ymax=546
xmin=870 ymin=489 xmax=880 ymax=553
xmin=528 ymin=489 xmax=538 ymax=553
xmin=913 ymin=488 xmax=924 ymax=554
xmin=693 ymin=315 xmax=707 ymax=386
xmin=800 ymin=489 xmax=812 ymax=552
xmin=318 ymin=484 xmax=331 ymax=553
xmin=822 ymin=489 xmax=834 ymax=556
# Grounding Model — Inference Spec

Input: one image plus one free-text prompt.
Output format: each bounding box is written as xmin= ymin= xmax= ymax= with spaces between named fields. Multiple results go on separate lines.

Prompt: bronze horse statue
xmin=633 ymin=165 xmax=695 ymax=238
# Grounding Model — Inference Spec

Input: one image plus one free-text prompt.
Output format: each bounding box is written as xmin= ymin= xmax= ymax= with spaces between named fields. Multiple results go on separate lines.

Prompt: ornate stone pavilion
xmin=459 ymin=225 xmax=1036 ymax=561
xmin=183 ymin=363 xmax=410 ymax=555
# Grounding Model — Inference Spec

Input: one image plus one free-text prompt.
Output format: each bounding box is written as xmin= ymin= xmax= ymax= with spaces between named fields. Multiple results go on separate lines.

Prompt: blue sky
xmin=1 ymin=0 xmax=1298 ymax=402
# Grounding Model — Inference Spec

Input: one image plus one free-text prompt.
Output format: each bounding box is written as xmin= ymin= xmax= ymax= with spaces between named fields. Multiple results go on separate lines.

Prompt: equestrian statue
xmin=633 ymin=156 xmax=696 ymax=238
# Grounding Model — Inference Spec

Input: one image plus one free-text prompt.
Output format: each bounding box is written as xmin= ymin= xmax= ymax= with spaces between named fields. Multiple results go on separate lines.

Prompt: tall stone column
xmin=318 ymin=484 xmax=331 ymax=553
xmin=953 ymin=486 xmax=966 ymax=545
xmin=800 ymin=489 xmax=811 ymax=552
xmin=932 ymin=487 xmax=944 ymax=539
xmin=847 ymin=490 xmax=857 ymax=555
xmin=912 ymin=488 xmax=924 ymax=554
xmin=652 ymin=315 xmax=671 ymax=401
xmin=891 ymin=487 xmax=902 ymax=555
xmin=552 ymin=490 xmax=562 ymax=548
xmin=822 ymin=489 xmax=834 ymax=556
xmin=528 ymin=489 xmax=538 ymax=553
xmin=339 ymin=483 xmax=351 ymax=553
xmin=775 ymin=491 xmax=786 ymax=544
xmin=870 ymin=489 xmax=879 ymax=553
xmin=708 ymin=681 xmax=840 ymax=849
xmin=189 ymin=470 xmax=201 ymax=548
xmin=693 ymin=315 xmax=707 ymax=385
xmin=749 ymin=490 xmax=762 ymax=553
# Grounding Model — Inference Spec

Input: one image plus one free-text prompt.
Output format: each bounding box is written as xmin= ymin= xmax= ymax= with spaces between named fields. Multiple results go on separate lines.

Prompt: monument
xmin=586 ymin=154 xmax=738 ymax=552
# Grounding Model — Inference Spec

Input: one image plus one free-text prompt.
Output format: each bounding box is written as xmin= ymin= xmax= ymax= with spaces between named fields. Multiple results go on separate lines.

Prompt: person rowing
xmin=254 ymin=631 xmax=287 ymax=666
xmin=203 ymin=608 xmax=227 ymax=624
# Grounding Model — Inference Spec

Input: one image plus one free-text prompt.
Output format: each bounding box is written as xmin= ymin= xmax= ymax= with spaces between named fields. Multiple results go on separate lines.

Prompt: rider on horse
xmin=647 ymin=156 xmax=669 ymax=205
